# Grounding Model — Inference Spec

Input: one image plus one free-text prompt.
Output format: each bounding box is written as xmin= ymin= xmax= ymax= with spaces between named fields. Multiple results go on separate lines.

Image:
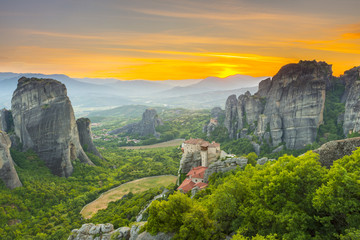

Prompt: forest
xmin=145 ymin=148 xmax=360 ymax=240
xmin=0 ymin=146 xmax=180 ymax=239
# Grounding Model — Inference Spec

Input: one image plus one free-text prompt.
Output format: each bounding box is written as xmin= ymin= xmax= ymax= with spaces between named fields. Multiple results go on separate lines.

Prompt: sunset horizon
xmin=1 ymin=0 xmax=360 ymax=80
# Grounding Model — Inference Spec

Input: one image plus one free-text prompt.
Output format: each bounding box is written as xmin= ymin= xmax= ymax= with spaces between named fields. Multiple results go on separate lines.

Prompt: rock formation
xmin=0 ymin=109 xmax=13 ymax=133
xmin=76 ymin=118 xmax=103 ymax=159
xmin=203 ymin=107 xmax=225 ymax=137
xmin=225 ymin=60 xmax=330 ymax=149
xmin=68 ymin=222 xmax=173 ymax=240
xmin=0 ymin=131 xmax=22 ymax=189
xmin=313 ymin=137 xmax=360 ymax=168
xmin=109 ymin=109 xmax=162 ymax=137
xmin=11 ymin=77 xmax=94 ymax=177
xmin=179 ymin=151 xmax=202 ymax=175
xmin=224 ymin=94 xmax=239 ymax=139
xmin=341 ymin=66 xmax=360 ymax=136
xmin=203 ymin=157 xmax=248 ymax=181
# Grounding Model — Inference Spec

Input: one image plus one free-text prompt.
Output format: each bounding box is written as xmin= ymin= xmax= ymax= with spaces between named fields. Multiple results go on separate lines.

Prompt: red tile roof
xmin=184 ymin=138 xmax=220 ymax=148
xmin=184 ymin=138 xmax=205 ymax=145
xmin=177 ymin=179 xmax=195 ymax=193
xmin=194 ymin=182 xmax=208 ymax=189
xmin=186 ymin=166 xmax=208 ymax=179
xmin=200 ymin=142 xmax=209 ymax=147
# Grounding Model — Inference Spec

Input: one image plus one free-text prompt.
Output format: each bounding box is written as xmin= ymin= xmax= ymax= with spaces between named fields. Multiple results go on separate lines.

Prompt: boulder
xmin=204 ymin=157 xmax=248 ymax=181
xmin=257 ymin=157 xmax=269 ymax=165
xmin=76 ymin=118 xmax=103 ymax=159
xmin=113 ymin=227 xmax=130 ymax=240
xmin=129 ymin=222 xmax=146 ymax=240
xmin=136 ymin=232 xmax=173 ymax=240
xmin=313 ymin=137 xmax=360 ymax=168
xmin=11 ymin=77 xmax=94 ymax=177
xmin=0 ymin=131 xmax=22 ymax=189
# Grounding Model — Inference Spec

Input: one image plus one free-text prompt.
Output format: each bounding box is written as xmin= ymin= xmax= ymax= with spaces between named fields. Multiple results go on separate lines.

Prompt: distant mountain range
xmin=0 ymin=72 xmax=265 ymax=115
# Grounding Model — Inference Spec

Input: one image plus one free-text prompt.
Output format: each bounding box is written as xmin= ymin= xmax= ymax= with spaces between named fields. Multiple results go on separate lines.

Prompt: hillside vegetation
xmin=0 ymin=146 xmax=180 ymax=239
xmin=145 ymin=148 xmax=360 ymax=240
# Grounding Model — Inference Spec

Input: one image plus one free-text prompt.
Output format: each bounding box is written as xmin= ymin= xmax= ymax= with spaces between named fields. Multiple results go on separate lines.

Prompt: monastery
xmin=181 ymin=138 xmax=220 ymax=167
xmin=178 ymin=138 xmax=220 ymax=193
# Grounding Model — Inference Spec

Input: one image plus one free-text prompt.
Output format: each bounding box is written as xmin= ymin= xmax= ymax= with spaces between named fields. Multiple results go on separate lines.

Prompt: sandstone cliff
xmin=225 ymin=60 xmax=330 ymax=149
xmin=76 ymin=118 xmax=103 ymax=159
xmin=0 ymin=109 xmax=13 ymax=133
xmin=341 ymin=66 xmax=360 ymax=136
xmin=11 ymin=77 xmax=94 ymax=177
xmin=0 ymin=131 xmax=22 ymax=189
xmin=109 ymin=109 xmax=162 ymax=137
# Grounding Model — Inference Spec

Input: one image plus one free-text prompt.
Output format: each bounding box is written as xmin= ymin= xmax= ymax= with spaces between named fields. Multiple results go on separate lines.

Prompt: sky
xmin=1 ymin=0 xmax=360 ymax=80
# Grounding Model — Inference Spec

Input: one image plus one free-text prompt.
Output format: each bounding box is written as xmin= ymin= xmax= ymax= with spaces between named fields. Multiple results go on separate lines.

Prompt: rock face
xmin=224 ymin=94 xmax=240 ymax=139
xmin=109 ymin=109 xmax=162 ymax=137
xmin=179 ymin=151 xmax=202 ymax=174
xmin=204 ymin=157 xmax=248 ymax=181
xmin=11 ymin=77 xmax=94 ymax=177
xmin=203 ymin=107 xmax=225 ymax=137
xmin=76 ymin=118 xmax=103 ymax=159
xmin=224 ymin=60 xmax=330 ymax=149
xmin=0 ymin=131 xmax=22 ymax=189
xmin=210 ymin=107 xmax=224 ymax=119
xmin=68 ymin=222 xmax=172 ymax=240
xmin=313 ymin=137 xmax=360 ymax=168
xmin=0 ymin=109 xmax=13 ymax=133
xmin=341 ymin=67 xmax=360 ymax=136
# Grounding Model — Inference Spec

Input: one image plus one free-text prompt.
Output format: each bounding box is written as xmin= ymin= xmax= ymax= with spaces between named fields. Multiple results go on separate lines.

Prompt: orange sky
xmin=0 ymin=0 xmax=360 ymax=80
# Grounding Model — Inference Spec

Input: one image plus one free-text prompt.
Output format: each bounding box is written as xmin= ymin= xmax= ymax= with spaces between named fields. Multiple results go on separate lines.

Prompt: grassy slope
xmin=80 ymin=175 xmax=177 ymax=219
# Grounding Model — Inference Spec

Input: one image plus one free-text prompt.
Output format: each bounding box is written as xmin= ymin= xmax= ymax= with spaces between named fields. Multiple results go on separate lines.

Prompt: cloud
xmin=24 ymin=30 xmax=106 ymax=40
xmin=132 ymin=8 xmax=285 ymax=21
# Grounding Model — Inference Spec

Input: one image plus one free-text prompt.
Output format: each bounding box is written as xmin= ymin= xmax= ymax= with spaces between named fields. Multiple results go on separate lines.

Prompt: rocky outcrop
xmin=76 ymin=118 xmax=103 ymax=159
xmin=225 ymin=60 xmax=330 ymax=149
xmin=203 ymin=107 xmax=225 ymax=137
xmin=0 ymin=109 xmax=13 ymax=133
xmin=341 ymin=67 xmax=360 ymax=136
xmin=210 ymin=107 xmax=224 ymax=119
xmin=11 ymin=77 xmax=94 ymax=177
xmin=109 ymin=109 xmax=162 ymax=137
xmin=0 ymin=131 xmax=22 ymax=189
xmin=179 ymin=151 xmax=202 ymax=174
xmin=256 ymin=157 xmax=275 ymax=165
xmin=224 ymin=95 xmax=239 ymax=139
xmin=204 ymin=157 xmax=248 ymax=181
xmin=313 ymin=137 xmax=360 ymax=168
xmin=68 ymin=222 xmax=172 ymax=240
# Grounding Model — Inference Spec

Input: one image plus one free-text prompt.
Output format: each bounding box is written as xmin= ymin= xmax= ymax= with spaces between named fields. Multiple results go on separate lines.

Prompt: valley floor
xmin=119 ymin=139 xmax=184 ymax=150
xmin=80 ymin=175 xmax=177 ymax=219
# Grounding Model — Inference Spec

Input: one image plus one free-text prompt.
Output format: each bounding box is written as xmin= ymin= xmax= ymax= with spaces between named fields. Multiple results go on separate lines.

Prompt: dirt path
xmin=80 ymin=175 xmax=177 ymax=219
xmin=120 ymin=139 xmax=184 ymax=150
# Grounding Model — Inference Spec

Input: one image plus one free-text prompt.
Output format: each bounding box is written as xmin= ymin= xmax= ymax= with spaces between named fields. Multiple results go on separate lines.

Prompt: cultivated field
xmin=120 ymin=138 xmax=184 ymax=150
xmin=80 ymin=175 xmax=177 ymax=219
